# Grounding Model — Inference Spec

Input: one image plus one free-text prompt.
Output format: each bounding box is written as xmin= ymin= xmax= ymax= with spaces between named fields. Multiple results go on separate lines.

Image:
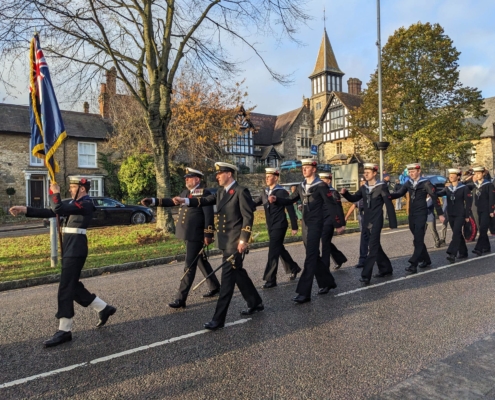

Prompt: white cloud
xmin=459 ymin=65 xmax=495 ymax=98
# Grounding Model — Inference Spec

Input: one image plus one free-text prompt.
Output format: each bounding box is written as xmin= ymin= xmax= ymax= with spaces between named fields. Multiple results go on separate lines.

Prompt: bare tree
xmin=0 ymin=0 xmax=309 ymax=231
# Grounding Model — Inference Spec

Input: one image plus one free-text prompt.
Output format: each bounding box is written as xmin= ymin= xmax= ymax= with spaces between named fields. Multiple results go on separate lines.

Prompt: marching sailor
xmin=174 ymin=162 xmax=263 ymax=330
xmin=466 ymin=166 xmax=495 ymax=255
xmin=9 ymin=178 xmax=116 ymax=347
xmin=437 ymin=168 xmax=473 ymax=263
xmin=319 ymin=172 xmax=348 ymax=270
xmin=268 ymin=159 xmax=345 ymax=303
xmin=390 ymin=163 xmax=445 ymax=274
xmin=141 ymin=167 xmax=220 ymax=309
xmin=253 ymin=168 xmax=301 ymax=289
xmin=341 ymin=163 xmax=397 ymax=286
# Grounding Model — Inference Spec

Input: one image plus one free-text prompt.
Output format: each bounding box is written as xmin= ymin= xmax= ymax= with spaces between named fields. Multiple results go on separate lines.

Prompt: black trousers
xmin=56 ymin=257 xmax=96 ymax=319
xmin=212 ymin=248 xmax=262 ymax=323
xmin=408 ymin=214 xmax=430 ymax=266
xmin=358 ymin=213 xmax=369 ymax=266
xmin=321 ymin=221 xmax=347 ymax=268
xmin=264 ymin=228 xmax=299 ymax=283
xmin=296 ymin=220 xmax=335 ymax=297
xmin=475 ymin=211 xmax=491 ymax=252
xmin=447 ymin=216 xmax=468 ymax=257
xmin=362 ymin=219 xmax=393 ymax=280
xmin=176 ymin=240 xmax=220 ymax=301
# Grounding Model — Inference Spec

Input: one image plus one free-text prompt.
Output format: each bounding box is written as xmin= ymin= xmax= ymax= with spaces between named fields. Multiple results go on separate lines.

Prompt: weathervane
xmin=323 ymin=7 xmax=326 ymax=29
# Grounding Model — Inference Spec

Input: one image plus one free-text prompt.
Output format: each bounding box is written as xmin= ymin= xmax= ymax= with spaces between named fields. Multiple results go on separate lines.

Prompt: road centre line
xmin=335 ymin=252 xmax=495 ymax=297
xmin=0 ymin=318 xmax=251 ymax=390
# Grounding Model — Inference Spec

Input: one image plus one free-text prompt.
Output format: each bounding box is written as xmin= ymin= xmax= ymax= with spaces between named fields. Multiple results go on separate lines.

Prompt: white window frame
xmin=29 ymin=141 xmax=44 ymax=166
xmin=78 ymin=142 xmax=98 ymax=168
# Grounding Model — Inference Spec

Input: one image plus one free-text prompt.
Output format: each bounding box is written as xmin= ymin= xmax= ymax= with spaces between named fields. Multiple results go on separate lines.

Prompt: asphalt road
xmin=2 ymin=226 xmax=495 ymax=399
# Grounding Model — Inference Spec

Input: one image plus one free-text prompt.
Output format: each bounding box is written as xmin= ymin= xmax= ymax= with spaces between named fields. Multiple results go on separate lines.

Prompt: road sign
xmin=332 ymin=164 xmax=359 ymax=193
xmin=310 ymin=145 xmax=318 ymax=155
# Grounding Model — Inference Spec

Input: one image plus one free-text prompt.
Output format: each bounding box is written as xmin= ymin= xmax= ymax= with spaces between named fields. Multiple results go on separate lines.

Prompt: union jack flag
xmin=29 ymin=34 xmax=67 ymax=183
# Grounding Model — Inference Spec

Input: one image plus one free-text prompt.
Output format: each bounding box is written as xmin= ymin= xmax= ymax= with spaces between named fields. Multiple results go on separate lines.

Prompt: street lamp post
xmin=377 ymin=0 xmax=384 ymax=180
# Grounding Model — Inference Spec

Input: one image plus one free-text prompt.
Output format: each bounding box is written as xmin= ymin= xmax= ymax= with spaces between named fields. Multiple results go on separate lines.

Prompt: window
xmin=336 ymin=142 xmax=343 ymax=153
xmin=316 ymin=102 xmax=322 ymax=111
xmin=29 ymin=141 xmax=44 ymax=166
xmin=89 ymin=179 xmax=100 ymax=197
xmin=78 ymin=142 xmax=97 ymax=168
xmin=330 ymin=108 xmax=344 ymax=130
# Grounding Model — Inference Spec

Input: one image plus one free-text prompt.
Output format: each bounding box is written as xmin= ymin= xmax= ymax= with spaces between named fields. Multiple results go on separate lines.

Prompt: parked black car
xmin=424 ymin=175 xmax=447 ymax=191
xmin=44 ymin=197 xmax=154 ymax=228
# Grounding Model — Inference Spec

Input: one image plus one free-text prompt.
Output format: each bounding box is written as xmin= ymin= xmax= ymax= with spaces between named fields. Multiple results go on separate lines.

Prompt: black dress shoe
xmin=334 ymin=263 xmax=344 ymax=270
xmin=203 ymin=288 xmax=220 ymax=298
xmin=292 ymin=295 xmax=311 ymax=303
xmin=97 ymin=305 xmax=116 ymax=327
xmin=204 ymin=320 xmax=225 ymax=330
xmin=472 ymin=249 xmax=482 ymax=256
xmin=458 ymin=254 xmax=468 ymax=260
xmin=261 ymin=282 xmax=277 ymax=289
xmin=418 ymin=261 xmax=432 ymax=268
xmin=373 ymin=271 xmax=393 ymax=278
xmin=240 ymin=303 xmax=264 ymax=315
xmin=354 ymin=264 xmax=365 ymax=269
xmin=168 ymin=299 xmax=186 ymax=309
xmin=289 ymin=266 xmax=302 ymax=280
xmin=482 ymin=249 xmax=491 ymax=254
xmin=44 ymin=330 xmax=72 ymax=348
xmin=446 ymin=255 xmax=456 ymax=263
xmin=359 ymin=278 xmax=370 ymax=286
xmin=405 ymin=267 xmax=417 ymax=275
xmin=318 ymin=283 xmax=337 ymax=295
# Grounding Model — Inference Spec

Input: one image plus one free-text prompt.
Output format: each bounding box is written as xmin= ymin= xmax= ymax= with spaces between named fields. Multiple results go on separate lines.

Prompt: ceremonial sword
xmin=179 ymin=245 xmax=209 ymax=281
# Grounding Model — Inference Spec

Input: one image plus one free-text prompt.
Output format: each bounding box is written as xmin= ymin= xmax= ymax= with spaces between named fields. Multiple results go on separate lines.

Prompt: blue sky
xmin=2 ymin=0 xmax=494 ymax=115
xmin=240 ymin=0 xmax=495 ymax=115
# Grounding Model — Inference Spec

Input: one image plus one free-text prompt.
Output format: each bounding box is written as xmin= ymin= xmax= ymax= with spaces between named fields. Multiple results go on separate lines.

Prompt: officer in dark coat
xmin=253 ymin=168 xmax=300 ymax=289
xmin=437 ymin=168 xmax=473 ymax=263
xmin=174 ymin=162 xmax=263 ymax=330
xmin=319 ymin=172 xmax=347 ymax=270
xmin=465 ymin=166 xmax=494 ymax=255
xmin=341 ymin=163 xmax=397 ymax=286
xmin=390 ymin=163 xmax=445 ymax=274
xmin=141 ymin=168 xmax=220 ymax=308
xmin=268 ymin=159 xmax=345 ymax=303
xmin=9 ymin=178 xmax=116 ymax=347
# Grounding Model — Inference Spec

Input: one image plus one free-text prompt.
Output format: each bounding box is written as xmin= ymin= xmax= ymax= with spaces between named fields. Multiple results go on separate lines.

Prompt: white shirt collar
xmin=223 ymin=180 xmax=236 ymax=192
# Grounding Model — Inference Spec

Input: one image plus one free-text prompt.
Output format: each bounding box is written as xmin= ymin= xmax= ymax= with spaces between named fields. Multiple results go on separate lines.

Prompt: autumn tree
xmin=106 ymin=66 xmax=250 ymax=173
xmin=349 ymin=22 xmax=486 ymax=172
xmin=0 ymin=0 xmax=308 ymax=231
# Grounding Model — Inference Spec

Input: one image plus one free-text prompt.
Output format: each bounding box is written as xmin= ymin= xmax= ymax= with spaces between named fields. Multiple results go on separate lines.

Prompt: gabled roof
xmin=251 ymin=107 xmax=303 ymax=146
xmin=318 ymin=91 xmax=363 ymax=123
xmin=478 ymin=97 xmax=495 ymax=138
xmin=310 ymin=29 xmax=343 ymax=78
xmin=0 ymin=103 xmax=110 ymax=139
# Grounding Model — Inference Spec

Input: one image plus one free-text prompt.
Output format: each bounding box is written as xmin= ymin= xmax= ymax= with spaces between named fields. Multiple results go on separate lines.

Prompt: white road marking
xmin=335 ymin=253 xmax=495 ymax=297
xmin=0 ymin=318 xmax=251 ymax=390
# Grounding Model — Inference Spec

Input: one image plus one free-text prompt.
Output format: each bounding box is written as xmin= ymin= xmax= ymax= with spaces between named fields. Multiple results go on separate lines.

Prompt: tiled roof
xmin=251 ymin=107 xmax=302 ymax=146
xmin=310 ymin=29 xmax=343 ymax=78
xmin=318 ymin=91 xmax=363 ymax=123
xmin=479 ymin=97 xmax=495 ymax=138
xmin=0 ymin=103 xmax=110 ymax=139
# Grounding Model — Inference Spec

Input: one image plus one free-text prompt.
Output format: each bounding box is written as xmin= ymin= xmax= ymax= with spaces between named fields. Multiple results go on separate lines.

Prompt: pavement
xmin=2 ymin=226 xmax=495 ymax=399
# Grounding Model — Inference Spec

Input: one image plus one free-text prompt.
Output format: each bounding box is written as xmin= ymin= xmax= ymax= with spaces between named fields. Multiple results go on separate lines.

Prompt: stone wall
xmin=322 ymin=137 xmax=356 ymax=163
xmin=473 ymin=138 xmax=495 ymax=171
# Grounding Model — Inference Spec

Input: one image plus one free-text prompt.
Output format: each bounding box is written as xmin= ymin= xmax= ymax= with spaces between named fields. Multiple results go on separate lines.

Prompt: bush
xmin=238 ymin=164 xmax=250 ymax=174
xmin=6 ymin=187 xmax=15 ymax=196
xmin=118 ymin=154 xmax=157 ymax=201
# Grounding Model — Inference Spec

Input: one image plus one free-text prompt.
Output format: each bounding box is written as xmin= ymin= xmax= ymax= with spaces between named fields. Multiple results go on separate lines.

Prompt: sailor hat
xmin=301 ymin=158 xmax=317 ymax=167
xmin=406 ymin=163 xmax=421 ymax=170
xmin=447 ymin=168 xmax=461 ymax=175
xmin=69 ymin=177 xmax=91 ymax=187
xmin=363 ymin=163 xmax=379 ymax=171
xmin=319 ymin=172 xmax=332 ymax=179
xmin=215 ymin=162 xmax=238 ymax=174
xmin=265 ymin=168 xmax=280 ymax=175
xmin=184 ymin=167 xmax=204 ymax=178
xmin=472 ymin=166 xmax=485 ymax=173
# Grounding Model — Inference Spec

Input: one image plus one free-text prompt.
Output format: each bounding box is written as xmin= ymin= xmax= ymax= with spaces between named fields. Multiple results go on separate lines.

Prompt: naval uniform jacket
xmin=275 ymin=178 xmax=345 ymax=228
xmin=437 ymin=184 xmax=472 ymax=218
xmin=391 ymin=178 xmax=443 ymax=217
xmin=253 ymin=185 xmax=298 ymax=231
xmin=187 ymin=182 xmax=253 ymax=250
xmin=465 ymin=180 xmax=495 ymax=214
xmin=153 ymin=186 xmax=215 ymax=242
xmin=26 ymin=194 xmax=94 ymax=258
xmin=323 ymin=185 xmax=346 ymax=227
xmin=342 ymin=181 xmax=397 ymax=229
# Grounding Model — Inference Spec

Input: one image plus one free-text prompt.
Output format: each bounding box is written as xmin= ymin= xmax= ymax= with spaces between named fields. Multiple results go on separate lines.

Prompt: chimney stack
xmin=98 ymin=83 xmax=109 ymax=119
xmin=83 ymin=101 xmax=89 ymax=114
xmin=303 ymin=97 xmax=310 ymax=109
xmin=347 ymin=78 xmax=362 ymax=95
xmin=106 ymin=67 xmax=117 ymax=96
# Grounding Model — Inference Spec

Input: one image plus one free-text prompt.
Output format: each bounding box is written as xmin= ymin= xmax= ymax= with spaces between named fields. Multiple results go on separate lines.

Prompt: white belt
xmin=62 ymin=227 xmax=87 ymax=235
